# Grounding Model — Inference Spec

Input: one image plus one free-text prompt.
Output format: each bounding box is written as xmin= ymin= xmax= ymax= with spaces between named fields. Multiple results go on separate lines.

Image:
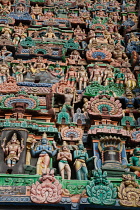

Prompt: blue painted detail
xmin=0 ymin=19 xmax=9 ymax=24
xmin=6 ymin=99 xmax=36 ymax=109
xmin=66 ymin=131 xmax=79 ymax=138
xmin=0 ymin=196 xmax=31 ymax=202
xmin=92 ymin=52 xmax=106 ymax=59
xmin=121 ymin=144 xmax=128 ymax=165
xmin=131 ymin=131 xmax=140 ymax=139
xmin=122 ymin=19 xmax=135 ymax=27
xmin=17 ymin=82 xmax=53 ymax=87
xmin=21 ymin=49 xmax=30 ymax=53
xmin=126 ymin=41 xmax=140 ymax=53
xmin=93 ymin=142 xmax=102 ymax=169
xmin=8 ymin=13 xmax=32 ymax=20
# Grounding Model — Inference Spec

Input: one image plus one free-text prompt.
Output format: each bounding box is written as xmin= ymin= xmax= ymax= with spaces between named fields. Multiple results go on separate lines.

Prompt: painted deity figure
xmin=65 ymin=66 xmax=77 ymax=86
xmin=128 ymin=148 xmax=140 ymax=177
xmin=43 ymin=27 xmax=56 ymax=41
xmin=0 ymin=60 xmax=10 ymax=83
xmin=1 ymin=24 xmax=11 ymax=38
xmin=74 ymin=142 xmax=92 ymax=180
xmin=114 ymin=69 xmax=125 ymax=87
xmin=31 ymin=133 xmax=57 ymax=175
xmin=14 ymin=23 xmax=25 ymax=35
xmin=0 ymin=46 xmax=12 ymax=60
xmin=13 ymin=33 xmax=20 ymax=45
xmin=16 ymin=3 xmax=25 ymax=13
xmin=57 ymin=142 xmax=72 ymax=180
xmin=1 ymin=133 xmax=24 ymax=167
xmin=124 ymin=68 xmax=136 ymax=90
xmin=125 ymin=89 xmax=135 ymax=109
xmin=49 ymin=62 xmax=64 ymax=79
xmin=103 ymin=65 xmax=114 ymax=86
xmin=128 ymin=33 xmax=139 ymax=43
xmin=90 ymin=64 xmax=103 ymax=84
xmin=67 ymin=50 xmax=82 ymax=65
xmin=77 ymin=65 xmax=88 ymax=90
xmin=58 ymin=87 xmax=76 ymax=116
xmin=112 ymin=44 xmax=127 ymax=63
xmin=31 ymin=4 xmax=42 ymax=19
xmin=12 ymin=60 xmax=27 ymax=82
xmin=32 ymin=56 xmax=47 ymax=74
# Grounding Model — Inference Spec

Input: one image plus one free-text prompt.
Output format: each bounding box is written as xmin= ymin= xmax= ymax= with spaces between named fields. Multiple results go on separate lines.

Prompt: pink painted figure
xmin=30 ymin=168 xmax=62 ymax=203
xmin=65 ymin=66 xmax=77 ymax=86
xmin=1 ymin=133 xmax=24 ymax=167
xmin=57 ymin=142 xmax=72 ymax=180
xmin=90 ymin=64 xmax=103 ymax=84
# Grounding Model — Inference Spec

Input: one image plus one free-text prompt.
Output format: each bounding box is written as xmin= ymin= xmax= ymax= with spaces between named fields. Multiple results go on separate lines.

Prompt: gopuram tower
xmin=0 ymin=0 xmax=139 ymax=209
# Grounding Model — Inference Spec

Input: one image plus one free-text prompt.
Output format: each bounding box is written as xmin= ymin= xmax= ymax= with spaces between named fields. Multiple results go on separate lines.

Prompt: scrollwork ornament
xmin=118 ymin=174 xmax=140 ymax=207
xmin=86 ymin=170 xmax=117 ymax=205
xmin=30 ymin=168 xmax=62 ymax=204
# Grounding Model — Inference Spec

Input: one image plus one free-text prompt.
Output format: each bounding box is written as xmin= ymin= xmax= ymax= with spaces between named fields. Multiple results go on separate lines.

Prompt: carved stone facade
xmin=0 ymin=0 xmax=139 ymax=209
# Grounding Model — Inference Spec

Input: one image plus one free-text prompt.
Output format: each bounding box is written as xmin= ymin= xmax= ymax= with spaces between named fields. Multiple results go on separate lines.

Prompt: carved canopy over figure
xmin=87 ymin=94 xmax=123 ymax=119
xmin=1 ymin=133 xmax=24 ymax=167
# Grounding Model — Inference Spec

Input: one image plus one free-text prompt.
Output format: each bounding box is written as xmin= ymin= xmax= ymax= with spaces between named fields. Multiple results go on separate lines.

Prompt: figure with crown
xmin=31 ymin=133 xmax=57 ymax=175
xmin=1 ymin=133 xmax=24 ymax=167
xmin=74 ymin=141 xmax=94 ymax=180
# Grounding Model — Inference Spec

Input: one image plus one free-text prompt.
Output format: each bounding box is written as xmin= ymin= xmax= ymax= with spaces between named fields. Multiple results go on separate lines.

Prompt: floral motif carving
xmin=61 ymin=125 xmax=83 ymax=141
xmin=86 ymin=170 xmax=117 ymax=205
xmin=30 ymin=169 xmax=62 ymax=204
xmin=87 ymin=95 xmax=123 ymax=118
xmin=86 ymin=48 xmax=112 ymax=61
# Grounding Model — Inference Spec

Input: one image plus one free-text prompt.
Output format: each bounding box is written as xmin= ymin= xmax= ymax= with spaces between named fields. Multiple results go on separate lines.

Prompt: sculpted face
xmin=62 ymin=146 xmax=68 ymax=151
xmin=134 ymin=148 xmax=140 ymax=156
xmin=11 ymin=138 xmax=17 ymax=143
xmin=78 ymin=144 xmax=84 ymax=150
xmin=65 ymin=88 xmax=72 ymax=93
xmin=11 ymin=134 xmax=17 ymax=143
xmin=41 ymin=138 xmax=48 ymax=145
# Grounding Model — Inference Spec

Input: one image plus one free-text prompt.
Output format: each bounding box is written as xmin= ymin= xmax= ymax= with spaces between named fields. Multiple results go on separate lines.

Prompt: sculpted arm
xmin=52 ymin=148 xmax=57 ymax=157
xmin=66 ymin=152 xmax=72 ymax=162
xmin=12 ymin=65 xmax=16 ymax=73
xmin=31 ymin=145 xmax=42 ymax=156
xmin=57 ymin=151 xmax=62 ymax=161
xmin=74 ymin=150 xmax=81 ymax=159
xmin=17 ymin=146 xmax=21 ymax=159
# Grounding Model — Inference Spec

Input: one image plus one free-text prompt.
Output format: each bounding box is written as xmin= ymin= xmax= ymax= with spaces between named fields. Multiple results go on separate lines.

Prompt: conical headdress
xmin=12 ymin=133 xmax=17 ymax=140
xmin=42 ymin=132 xmax=47 ymax=139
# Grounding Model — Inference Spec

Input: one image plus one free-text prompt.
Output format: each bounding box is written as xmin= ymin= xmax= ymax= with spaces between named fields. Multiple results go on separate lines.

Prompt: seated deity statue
xmin=42 ymin=27 xmax=57 ymax=41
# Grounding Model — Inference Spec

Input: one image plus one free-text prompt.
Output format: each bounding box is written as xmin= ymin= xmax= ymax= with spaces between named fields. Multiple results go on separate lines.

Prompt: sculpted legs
xmin=59 ymin=161 xmax=71 ymax=180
